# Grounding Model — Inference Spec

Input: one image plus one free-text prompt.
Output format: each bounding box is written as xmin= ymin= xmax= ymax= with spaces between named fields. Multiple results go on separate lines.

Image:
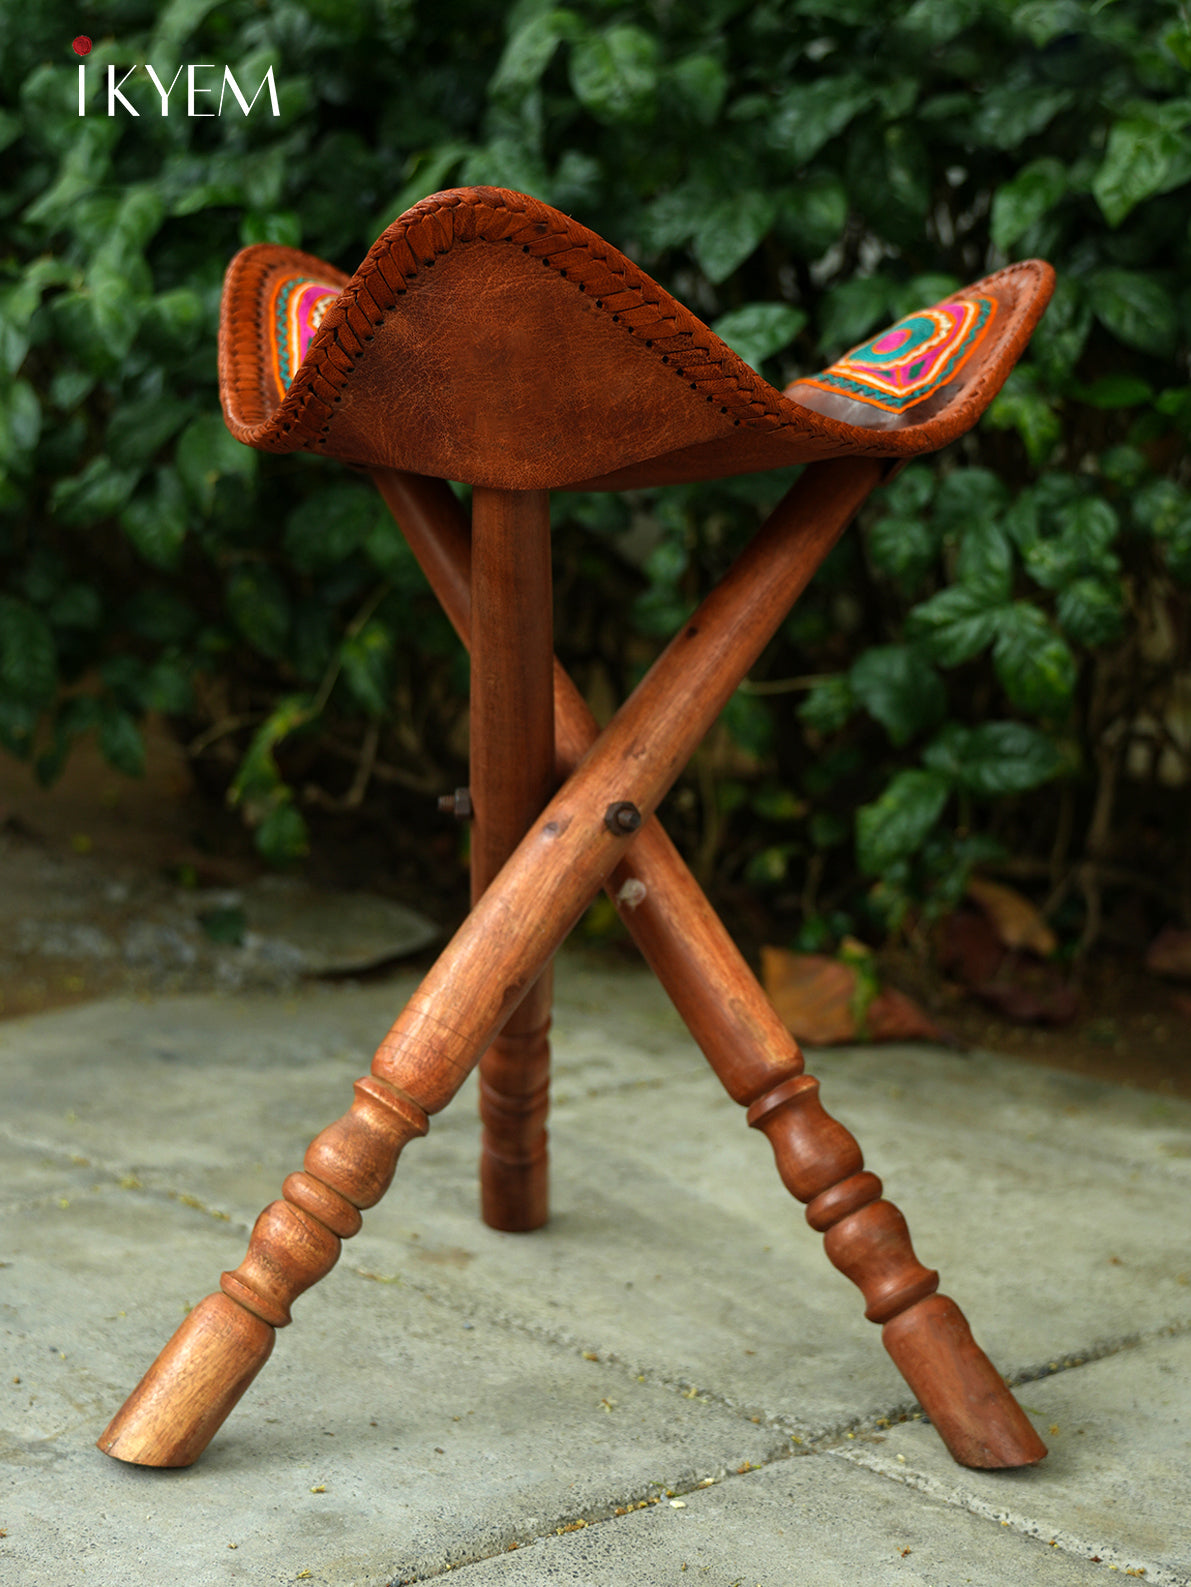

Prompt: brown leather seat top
xmin=218 ymin=186 xmax=1053 ymax=492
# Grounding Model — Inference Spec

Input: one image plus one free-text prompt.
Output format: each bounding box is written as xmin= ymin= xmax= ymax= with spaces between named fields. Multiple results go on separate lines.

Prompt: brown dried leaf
xmin=936 ymin=909 xmax=1006 ymax=988
xmin=761 ymin=946 xmax=857 ymax=1046
xmin=760 ymin=946 xmax=945 ymax=1046
xmin=971 ymin=957 xmax=1080 ymax=1026
xmin=966 ymin=875 xmax=1056 ymax=956
xmin=866 ymin=986 xmax=949 ymax=1043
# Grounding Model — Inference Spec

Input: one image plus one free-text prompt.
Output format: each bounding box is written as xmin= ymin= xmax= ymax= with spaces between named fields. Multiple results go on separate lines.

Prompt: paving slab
xmin=5 ymin=960 xmax=1186 ymax=1432
xmin=1 ymin=1188 xmax=785 ymax=1587
xmin=832 ymin=1327 xmax=1191 ymax=1585
xmin=2 ymin=952 xmax=1190 ymax=1585
xmin=449 ymin=1454 xmax=1126 ymax=1587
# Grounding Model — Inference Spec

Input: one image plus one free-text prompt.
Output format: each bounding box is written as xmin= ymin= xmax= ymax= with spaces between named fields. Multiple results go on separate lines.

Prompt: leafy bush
xmin=2 ymin=0 xmax=1189 ymax=951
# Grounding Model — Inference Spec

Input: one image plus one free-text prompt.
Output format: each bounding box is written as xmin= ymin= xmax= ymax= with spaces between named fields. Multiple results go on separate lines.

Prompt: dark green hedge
xmin=2 ymin=0 xmax=1189 ymax=948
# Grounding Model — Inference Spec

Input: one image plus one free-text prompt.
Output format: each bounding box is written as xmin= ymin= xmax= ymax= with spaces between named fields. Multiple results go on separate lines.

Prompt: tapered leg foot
xmin=98 ymin=1293 xmax=274 ymax=1468
xmin=99 ymin=1075 xmax=428 ymax=1467
xmin=748 ymin=1073 xmax=1046 ymax=1469
xmin=883 ymin=1294 xmax=1046 ymax=1468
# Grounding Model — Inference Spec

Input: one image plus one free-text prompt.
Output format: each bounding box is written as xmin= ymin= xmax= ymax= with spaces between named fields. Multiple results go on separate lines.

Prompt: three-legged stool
xmin=99 ymin=187 xmax=1054 ymax=1471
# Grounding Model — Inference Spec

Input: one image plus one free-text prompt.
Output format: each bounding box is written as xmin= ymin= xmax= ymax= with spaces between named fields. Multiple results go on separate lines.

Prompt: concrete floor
xmin=2 ymin=952 xmax=1189 ymax=1585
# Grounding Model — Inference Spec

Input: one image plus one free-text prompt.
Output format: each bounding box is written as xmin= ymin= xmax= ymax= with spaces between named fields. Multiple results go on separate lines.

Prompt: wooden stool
xmin=99 ymin=187 xmax=1054 ymax=1471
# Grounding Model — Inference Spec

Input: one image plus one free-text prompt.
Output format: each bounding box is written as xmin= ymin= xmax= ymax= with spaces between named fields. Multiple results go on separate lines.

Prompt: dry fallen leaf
xmin=761 ymin=945 xmax=946 ymax=1046
xmin=966 ymin=875 xmax=1056 ymax=956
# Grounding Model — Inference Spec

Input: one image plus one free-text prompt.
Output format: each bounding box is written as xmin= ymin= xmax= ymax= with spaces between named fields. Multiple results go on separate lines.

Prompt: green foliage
xmin=1 ymin=0 xmax=1188 ymax=939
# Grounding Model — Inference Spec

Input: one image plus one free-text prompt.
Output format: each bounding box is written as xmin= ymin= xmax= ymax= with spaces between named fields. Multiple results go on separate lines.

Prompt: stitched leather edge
xmin=218 ymin=187 xmax=1055 ymax=467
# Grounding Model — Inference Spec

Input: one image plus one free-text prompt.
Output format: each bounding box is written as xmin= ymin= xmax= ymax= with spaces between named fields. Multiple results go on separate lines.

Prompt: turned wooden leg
xmin=99 ymin=1078 xmax=427 ymax=1466
xmin=747 ymin=1075 xmax=1046 ymax=1467
xmin=101 ymin=459 xmax=881 ymax=1467
xmin=470 ymin=487 xmax=555 ymax=1232
xmin=375 ymin=467 xmax=1045 ymax=1470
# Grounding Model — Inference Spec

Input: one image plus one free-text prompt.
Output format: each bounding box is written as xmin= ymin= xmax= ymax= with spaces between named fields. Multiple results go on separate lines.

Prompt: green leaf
xmin=908 ymin=583 xmax=1002 ymax=667
xmin=769 ymin=75 xmax=873 ymax=167
xmin=1029 ymin=276 xmax=1092 ymax=382
xmin=569 ymin=25 xmax=659 ymax=125
xmin=993 ymin=603 xmax=1076 ymax=715
xmin=47 ymin=584 xmax=102 ymax=630
xmin=884 ymin=466 xmax=934 ymax=517
xmin=98 ymin=704 xmax=145 ymax=778
xmin=1094 ymin=115 xmax=1191 ymax=227
xmin=710 ymin=303 xmax=806 ymax=369
xmin=0 ymin=697 xmax=40 ymax=758
xmin=492 ymin=9 xmax=578 ymax=95
xmin=141 ymin=289 xmax=205 ymax=354
xmin=817 ymin=277 xmax=895 ymax=353
xmin=0 ymin=379 xmax=41 ymax=467
xmin=1088 ymin=269 xmax=1179 ymax=357
xmin=0 ymin=596 xmax=57 ymax=706
xmin=142 ymin=659 xmax=195 ymax=715
xmin=87 ymin=270 xmax=142 ymax=362
xmin=1011 ymin=0 xmax=1087 ymax=47
xmin=239 ymin=211 xmax=303 ymax=248
xmin=924 ymin=721 xmax=1063 ymax=795
xmin=176 ymin=414 xmax=257 ymax=514
xmin=1056 ymin=577 xmax=1127 ymax=647
xmin=226 ymin=566 xmax=291 ymax=660
xmin=971 ymin=83 xmax=1074 ymax=150
xmin=991 ymin=158 xmax=1067 ymax=251
xmin=722 ymin=690 xmax=774 ymax=758
xmin=955 ymin=520 xmax=1014 ymax=604
xmin=932 ymin=468 xmax=1008 ymax=534
xmin=50 ymin=457 xmax=140 ymax=527
xmin=107 ymin=397 xmax=193 ymax=468
xmin=339 ymin=620 xmax=394 ymax=717
xmin=665 ymin=53 xmax=729 ymax=126
xmin=256 ymin=800 xmax=310 ymax=865
xmin=1022 ymin=495 xmax=1119 ymax=589
xmin=1100 ymin=446 xmax=1148 ymax=489
xmin=856 ymin=769 xmax=950 ymax=875
xmin=231 ymin=695 xmax=316 ymax=805
xmin=900 ymin=0 xmax=982 ymax=45
xmin=849 ymin=646 xmax=945 ymax=747
xmin=285 ymin=483 xmax=378 ymax=573
xmin=694 ymin=190 xmax=777 ymax=284
xmin=1133 ymin=478 xmax=1191 ymax=540
xmin=866 ymin=514 xmax=937 ymax=590
xmin=798 ymin=675 xmax=855 ymax=735
xmin=1078 ymin=374 xmax=1155 ymax=409
xmin=120 ymin=468 xmax=189 ymax=570
xmin=778 ymin=171 xmax=849 ymax=260
xmin=986 ymin=370 xmax=1061 ymax=467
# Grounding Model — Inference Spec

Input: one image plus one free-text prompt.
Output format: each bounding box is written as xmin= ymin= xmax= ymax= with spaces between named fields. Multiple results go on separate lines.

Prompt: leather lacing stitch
xmin=251 ymin=188 xmax=801 ymax=454
xmin=226 ymin=191 xmax=1050 ymax=465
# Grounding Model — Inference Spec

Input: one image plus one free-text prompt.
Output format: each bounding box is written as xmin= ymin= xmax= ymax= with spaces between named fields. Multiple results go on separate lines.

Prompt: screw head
xmin=437 ymin=787 xmax=473 ymax=820
xmin=604 ymin=801 xmax=642 ymax=835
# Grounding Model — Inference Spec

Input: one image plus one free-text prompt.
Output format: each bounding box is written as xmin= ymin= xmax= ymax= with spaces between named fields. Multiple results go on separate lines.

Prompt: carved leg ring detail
xmin=98 ymin=1077 xmax=428 ymax=1468
xmin=747 ymin=1073 xmax=1046 ymax=1469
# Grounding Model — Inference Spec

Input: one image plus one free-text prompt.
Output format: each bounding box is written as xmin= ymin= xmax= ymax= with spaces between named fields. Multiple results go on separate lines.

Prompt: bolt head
xmin=605 ymin=801 xmax=642 ymax=835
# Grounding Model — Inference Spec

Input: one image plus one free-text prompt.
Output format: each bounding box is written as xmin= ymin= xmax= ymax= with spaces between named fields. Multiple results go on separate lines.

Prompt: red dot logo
xmin=72 ymin=35 xmax=92 ymax=55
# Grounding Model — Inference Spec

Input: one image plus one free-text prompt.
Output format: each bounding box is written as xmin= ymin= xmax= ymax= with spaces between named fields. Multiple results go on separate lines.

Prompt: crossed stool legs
xmin=98 ymin=460 xmax=1046 ymax=1471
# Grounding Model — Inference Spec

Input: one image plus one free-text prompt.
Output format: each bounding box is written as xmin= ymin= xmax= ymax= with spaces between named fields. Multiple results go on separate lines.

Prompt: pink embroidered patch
xmin=269 ymin=276 xmax=341 ymax=397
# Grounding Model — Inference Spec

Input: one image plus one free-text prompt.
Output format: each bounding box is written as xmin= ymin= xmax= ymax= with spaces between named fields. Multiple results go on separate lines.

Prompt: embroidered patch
xmin=803 ymin=295 xmax=996 ymax=413
xmin=269 ymin=276 xmax=341 ymax=396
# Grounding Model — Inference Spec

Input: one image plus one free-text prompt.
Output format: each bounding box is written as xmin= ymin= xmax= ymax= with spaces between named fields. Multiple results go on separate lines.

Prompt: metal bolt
xmin=604 ymin=801 xmax=642 ymax=835
xmin=437 ymin=787 xmax=473 ymax=820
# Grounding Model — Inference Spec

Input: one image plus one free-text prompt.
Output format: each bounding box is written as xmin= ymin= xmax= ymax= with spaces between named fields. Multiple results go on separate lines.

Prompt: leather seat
xmin=218 ymin=185 xmax=1053 ymax=492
